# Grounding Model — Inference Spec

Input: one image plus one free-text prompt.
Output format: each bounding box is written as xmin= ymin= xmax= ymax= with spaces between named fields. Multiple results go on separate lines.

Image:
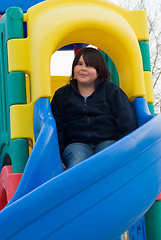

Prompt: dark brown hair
xmin=71 ymin=47 xmax=111 ymax=82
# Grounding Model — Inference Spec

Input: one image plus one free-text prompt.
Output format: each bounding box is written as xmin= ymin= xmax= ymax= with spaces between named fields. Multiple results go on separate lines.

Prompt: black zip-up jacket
xmin=51 ymin=79 xmax=137 ymax=154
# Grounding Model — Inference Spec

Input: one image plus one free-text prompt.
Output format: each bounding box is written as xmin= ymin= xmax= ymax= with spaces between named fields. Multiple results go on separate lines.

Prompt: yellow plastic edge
xmin=144 ymin=71 xmax=154 ymax=103
xmin=10 ymin=103 xmax=35 ymax=144
xmin=29 ymin=0 xmax=149 ymax=41
xmin=8 ymin=38 xmax=30 ymax=75
xmin=25 ymin=2 xmax=145 ymax=101
xmin=50 ymin=76 xmax=70 ymax=97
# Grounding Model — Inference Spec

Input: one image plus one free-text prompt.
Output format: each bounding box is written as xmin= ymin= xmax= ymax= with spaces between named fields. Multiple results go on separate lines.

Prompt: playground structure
xmin=0 ymin=0 xmax=161 ymax=239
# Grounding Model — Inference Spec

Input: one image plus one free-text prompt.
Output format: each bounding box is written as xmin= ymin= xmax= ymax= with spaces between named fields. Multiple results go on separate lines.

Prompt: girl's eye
xmin=77 ymin=61 xmax=83 ymax=65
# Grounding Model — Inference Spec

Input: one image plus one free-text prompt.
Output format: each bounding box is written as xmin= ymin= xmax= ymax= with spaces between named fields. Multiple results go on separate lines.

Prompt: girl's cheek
xmin=74 ymin=66 xmax=80 ymax=74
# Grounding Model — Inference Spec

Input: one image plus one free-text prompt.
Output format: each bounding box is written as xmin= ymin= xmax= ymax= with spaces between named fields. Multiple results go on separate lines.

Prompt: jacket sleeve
xmin=51 ymin=90 xmax=64 ymax=154
xmin=108 ymin=86 xmax=137 ymax=139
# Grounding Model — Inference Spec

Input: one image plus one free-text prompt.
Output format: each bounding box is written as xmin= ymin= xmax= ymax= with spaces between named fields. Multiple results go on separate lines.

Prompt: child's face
xmin=74 ymin=55 xmax=98 ymax=87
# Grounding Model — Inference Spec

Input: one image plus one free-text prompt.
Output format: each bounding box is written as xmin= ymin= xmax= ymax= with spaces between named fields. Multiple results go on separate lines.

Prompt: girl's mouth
xmin=79 ymin=74 xmax=88 ymax=77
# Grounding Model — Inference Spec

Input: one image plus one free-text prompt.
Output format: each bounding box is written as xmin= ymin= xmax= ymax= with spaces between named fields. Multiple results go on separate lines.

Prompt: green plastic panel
xmin=0 ymin=7 xmax=29 ymax=173
xmin=99 ymin=50 xmax=119 ymax=86
xmin=7 ymin=72 xmax=26 ymax=106
xmin=139 ymin=41 xmax=151 ymax=72
xmin=148 ymin=103 xmax=154 ymax=114
xmin=145 ymin=201 xmax=161 ymax=240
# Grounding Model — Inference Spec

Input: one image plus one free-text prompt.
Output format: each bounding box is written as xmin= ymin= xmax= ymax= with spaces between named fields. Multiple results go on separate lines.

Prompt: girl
xmin=51 ymin=47 xmax=137 ymax=168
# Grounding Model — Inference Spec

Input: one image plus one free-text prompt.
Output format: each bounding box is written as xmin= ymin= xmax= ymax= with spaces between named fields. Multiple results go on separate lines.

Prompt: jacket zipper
xmin=84 ymin=97 xmax=87 ymax=109
xmin=83 ymin=97 xmax=91 ymax=139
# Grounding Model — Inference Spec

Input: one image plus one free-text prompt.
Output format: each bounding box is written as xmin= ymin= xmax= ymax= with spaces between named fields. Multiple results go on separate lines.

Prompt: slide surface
xmin=0 ymin=98 xmax=161 ymax=240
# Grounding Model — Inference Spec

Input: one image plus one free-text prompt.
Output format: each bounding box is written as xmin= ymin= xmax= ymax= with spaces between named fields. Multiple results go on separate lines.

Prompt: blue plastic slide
xmin=0 ymin=98 xmax=161 ymax=240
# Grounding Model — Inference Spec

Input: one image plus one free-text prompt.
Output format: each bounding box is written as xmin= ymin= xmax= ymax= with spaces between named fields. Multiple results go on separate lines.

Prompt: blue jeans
xmin=62 ymin=140 xmax=116 ymax=169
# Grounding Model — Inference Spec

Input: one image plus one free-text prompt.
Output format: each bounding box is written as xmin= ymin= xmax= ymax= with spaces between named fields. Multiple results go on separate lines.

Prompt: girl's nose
xmin=81 ymin=64 xmax=87 ymax=70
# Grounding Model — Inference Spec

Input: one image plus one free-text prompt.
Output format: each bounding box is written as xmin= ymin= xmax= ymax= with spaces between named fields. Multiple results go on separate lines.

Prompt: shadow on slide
xmin=0 ymin=98 xmax=161 ymax=240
